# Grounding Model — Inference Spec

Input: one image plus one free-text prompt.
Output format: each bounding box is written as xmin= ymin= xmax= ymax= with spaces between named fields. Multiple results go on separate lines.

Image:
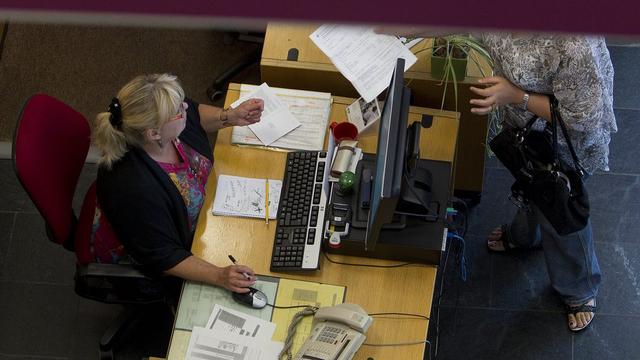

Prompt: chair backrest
xmin=12 ymin=94 xmax=91 ymax=250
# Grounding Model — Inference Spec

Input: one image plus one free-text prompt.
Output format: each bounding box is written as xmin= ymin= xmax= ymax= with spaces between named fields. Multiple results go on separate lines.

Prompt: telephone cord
xmin=278 ymin=306 xmax=319 ymax=360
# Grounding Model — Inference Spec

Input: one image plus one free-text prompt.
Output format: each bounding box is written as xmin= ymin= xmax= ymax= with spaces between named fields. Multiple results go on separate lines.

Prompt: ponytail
xmin=92 ymin=73 xmax=185 ymax=169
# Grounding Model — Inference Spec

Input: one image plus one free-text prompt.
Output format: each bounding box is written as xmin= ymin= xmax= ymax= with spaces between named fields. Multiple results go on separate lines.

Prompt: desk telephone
xmin=294 ymin=303 xmax=373 ymax=360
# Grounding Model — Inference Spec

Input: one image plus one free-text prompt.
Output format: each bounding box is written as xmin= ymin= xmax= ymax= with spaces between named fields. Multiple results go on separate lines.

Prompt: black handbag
xmin=489 ymin=97 xmax=589 ymax=235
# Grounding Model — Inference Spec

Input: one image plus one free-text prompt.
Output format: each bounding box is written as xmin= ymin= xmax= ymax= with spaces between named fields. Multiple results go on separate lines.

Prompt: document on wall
xmin=310 ymin=24 xmax=417 ymax=102
xmin=211 ymin=175 xmax=282 ymax=219
xmin=230 ymin=83 xmax=301 ymax=146
xmin=231 ymin=84 xmax=332 ymax=151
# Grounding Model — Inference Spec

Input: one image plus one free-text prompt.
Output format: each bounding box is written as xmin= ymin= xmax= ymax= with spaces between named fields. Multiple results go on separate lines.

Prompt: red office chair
xmin=12 ymin=94 xmax=167 ymax=360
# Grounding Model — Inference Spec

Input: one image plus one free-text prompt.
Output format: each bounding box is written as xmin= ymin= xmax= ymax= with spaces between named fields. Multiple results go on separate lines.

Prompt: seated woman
xmin=91 ymin=73 xmax=264 ymax=296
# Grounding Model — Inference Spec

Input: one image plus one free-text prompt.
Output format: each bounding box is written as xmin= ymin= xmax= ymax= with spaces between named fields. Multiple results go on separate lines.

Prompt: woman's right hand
xmin=219 ymin=265 xmax=256 ymax=293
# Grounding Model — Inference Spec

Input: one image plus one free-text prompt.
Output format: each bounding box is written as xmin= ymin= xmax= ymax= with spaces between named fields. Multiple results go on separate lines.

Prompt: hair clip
xmin=108 ymin=97 xmax=123 ymax=129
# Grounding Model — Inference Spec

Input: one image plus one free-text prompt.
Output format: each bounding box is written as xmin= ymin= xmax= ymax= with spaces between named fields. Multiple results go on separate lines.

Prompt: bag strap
xmin=550 ymin=96 xmax=585 ymax=174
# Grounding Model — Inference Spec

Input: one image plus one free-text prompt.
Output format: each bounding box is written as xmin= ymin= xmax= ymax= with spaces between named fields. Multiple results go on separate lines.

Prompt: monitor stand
xmin=323 ymin=154 xmax=451 ymax=265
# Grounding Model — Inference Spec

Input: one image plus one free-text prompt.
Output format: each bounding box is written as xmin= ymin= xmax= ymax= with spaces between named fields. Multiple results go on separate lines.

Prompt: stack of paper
xmin=212 ymin=175 xmax=282 ymax=219
xmin=231 ymin=84 xmax=332 ymax=151
xmin=186 ymin=305 xmax=283 ymax=360
xmin=310 ymin=25 xmax=418 ymax=102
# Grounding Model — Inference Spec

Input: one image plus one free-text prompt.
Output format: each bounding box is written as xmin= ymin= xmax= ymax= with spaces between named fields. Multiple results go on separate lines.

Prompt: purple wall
xmin=0 ymin=0 xmax=638 ymax=35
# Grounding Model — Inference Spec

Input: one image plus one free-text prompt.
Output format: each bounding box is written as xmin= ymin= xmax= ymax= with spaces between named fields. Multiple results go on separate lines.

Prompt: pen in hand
xmin=228 ymin=255 xmax=252 ymax=281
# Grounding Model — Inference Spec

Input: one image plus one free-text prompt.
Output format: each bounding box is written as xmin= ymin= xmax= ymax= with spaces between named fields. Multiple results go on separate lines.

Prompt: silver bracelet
xmin=521 ymin=92 xmax=530 ymax=111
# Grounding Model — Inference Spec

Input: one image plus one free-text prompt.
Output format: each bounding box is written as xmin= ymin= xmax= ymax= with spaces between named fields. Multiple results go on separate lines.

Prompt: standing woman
xmin=471 ymin=34 xmax=616 ymax=332
xmin=92 ymin=73 xmax=264 ymax=297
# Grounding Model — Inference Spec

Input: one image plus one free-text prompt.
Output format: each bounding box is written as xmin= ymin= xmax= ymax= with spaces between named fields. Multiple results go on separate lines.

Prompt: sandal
xmin=566 ymin=299 xmax=596 ymax=332
xmin=487 ymin=224 xmax=514 ymax=252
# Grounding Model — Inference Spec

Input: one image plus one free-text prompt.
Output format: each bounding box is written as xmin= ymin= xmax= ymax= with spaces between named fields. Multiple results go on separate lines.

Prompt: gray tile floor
xmin=1 ymin=45 xmax=639 ymax=360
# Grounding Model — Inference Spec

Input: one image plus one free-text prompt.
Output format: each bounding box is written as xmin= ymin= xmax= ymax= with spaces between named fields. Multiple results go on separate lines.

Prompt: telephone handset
xmin=293 ymin=303 xmax=373 ymax=360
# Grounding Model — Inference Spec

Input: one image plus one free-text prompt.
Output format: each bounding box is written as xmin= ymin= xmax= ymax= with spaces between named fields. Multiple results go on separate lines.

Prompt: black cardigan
xmin=97 ymin=98 xmax=213 ymax=274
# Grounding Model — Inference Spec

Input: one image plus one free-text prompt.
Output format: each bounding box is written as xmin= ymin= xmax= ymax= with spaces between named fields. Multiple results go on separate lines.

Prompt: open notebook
xmin=211 ymin=175 xmax=282 ymax=219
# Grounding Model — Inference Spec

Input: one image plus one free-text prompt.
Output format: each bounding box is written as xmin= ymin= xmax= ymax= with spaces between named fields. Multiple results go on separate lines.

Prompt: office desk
xmin=261 ymin=23 xmax=490 ymax=199
xmin=167 ymin=83 xmax=459 ymax=359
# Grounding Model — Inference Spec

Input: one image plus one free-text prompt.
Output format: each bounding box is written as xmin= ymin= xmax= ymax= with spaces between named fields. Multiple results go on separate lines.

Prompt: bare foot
xmin=567 ymin=298 xmax=596 ymax=332
xmin=487 ymin=226 xmax=506 ymax=251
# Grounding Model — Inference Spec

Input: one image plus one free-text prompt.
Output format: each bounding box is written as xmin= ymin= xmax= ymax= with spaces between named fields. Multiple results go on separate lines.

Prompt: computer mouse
xmin=232 ymin=287 xmax=268 ymax=309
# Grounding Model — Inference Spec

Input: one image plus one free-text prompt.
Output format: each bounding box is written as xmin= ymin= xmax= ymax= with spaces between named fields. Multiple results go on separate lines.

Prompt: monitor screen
xmin=365 ymin=58 xmax=410 ymax=251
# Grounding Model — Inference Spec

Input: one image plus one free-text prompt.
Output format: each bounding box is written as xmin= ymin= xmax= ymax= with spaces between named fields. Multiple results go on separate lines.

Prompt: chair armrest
xmin=75 ymin=263 xmax=167 ymax=305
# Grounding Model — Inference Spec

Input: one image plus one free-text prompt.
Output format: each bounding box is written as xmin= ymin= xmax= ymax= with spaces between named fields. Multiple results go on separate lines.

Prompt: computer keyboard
xmin=270 ymin=151 xmax=329 ymax=271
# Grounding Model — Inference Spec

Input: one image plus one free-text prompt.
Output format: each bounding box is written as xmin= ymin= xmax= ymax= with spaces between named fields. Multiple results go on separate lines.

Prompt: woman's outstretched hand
xmin=227 ymin=98 xmax=264 ymax=126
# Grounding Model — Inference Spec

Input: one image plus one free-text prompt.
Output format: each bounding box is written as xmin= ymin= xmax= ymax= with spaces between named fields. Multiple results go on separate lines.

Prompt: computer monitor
xmin=364 ymin=58 xmax=410 ymax=251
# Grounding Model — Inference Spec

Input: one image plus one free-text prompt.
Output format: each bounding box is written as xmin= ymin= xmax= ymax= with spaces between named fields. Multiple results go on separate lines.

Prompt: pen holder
xmin=331 ymin=140 xmax=358 ymax=178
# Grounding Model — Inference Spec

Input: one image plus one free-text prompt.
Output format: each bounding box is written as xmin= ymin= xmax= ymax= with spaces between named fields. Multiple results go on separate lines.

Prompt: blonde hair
xmin=93 ymin=73 xmax=185 ymax=168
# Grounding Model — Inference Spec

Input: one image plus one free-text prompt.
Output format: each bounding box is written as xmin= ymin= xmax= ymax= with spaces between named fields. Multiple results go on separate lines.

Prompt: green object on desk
xmin=338 ymin=171 xmax=356 ymax=193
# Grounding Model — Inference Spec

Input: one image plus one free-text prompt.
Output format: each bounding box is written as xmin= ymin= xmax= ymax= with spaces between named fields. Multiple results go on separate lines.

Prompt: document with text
xmin=230 ymin=83 xmax=301 ymax=146
xmin=231 ymin=84 xmax=332 ymax=151
xmin=310 ymin=24 xmax=417 ymax=102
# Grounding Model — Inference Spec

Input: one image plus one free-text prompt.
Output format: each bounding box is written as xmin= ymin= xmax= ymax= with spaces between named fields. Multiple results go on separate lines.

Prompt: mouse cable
xmin=322 ymin=251 xmax=429 ymax=268
xmin=369 ymin=312 xmax=430 ymax=320
xmin=266 ymin=303 xmax=314 ymax=309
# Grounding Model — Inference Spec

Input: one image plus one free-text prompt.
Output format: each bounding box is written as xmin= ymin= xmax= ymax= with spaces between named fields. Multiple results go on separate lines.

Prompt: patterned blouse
xmin=481 ymin=33 xmax=617 ymax=173
xmin=89 ymin=140 xmax=212 ymax=264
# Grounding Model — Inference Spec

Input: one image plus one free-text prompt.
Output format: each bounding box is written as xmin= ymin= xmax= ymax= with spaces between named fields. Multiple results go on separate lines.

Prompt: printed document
xmin=186 ymin=326 xmax=282 ymax=360
xmin=231 ymin=84 xmax=332 ymax=151
xmin=230 ymin=83 xmax=300 ymax=146
xmin=310 ymin=25 xmax=417 ymax=102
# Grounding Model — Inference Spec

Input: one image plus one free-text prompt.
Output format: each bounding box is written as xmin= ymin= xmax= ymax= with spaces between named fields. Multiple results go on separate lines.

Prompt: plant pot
xmin=431 ymin=53 xmax=468 ymax=82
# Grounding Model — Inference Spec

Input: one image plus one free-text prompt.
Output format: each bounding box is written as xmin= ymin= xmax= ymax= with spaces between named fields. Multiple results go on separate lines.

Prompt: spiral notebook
xmin=211 ymin=175 xmax=282 ymax=219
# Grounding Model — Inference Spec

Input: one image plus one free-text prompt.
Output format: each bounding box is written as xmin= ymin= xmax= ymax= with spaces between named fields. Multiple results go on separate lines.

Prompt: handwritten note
xmin=212 ymin=175 xmax=282 ymax=219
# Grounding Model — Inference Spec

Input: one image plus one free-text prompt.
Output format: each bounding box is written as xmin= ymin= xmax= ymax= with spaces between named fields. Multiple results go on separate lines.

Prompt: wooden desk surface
xmin=262 ymin=23 xmax=492 ymax=83
xmin=176 ymin=84 xmax=459 ymax=359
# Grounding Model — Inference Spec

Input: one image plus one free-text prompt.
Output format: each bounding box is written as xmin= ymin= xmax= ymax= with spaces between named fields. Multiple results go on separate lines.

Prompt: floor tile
xmin=588 ymin=173 xmax=640 ymax=244
xmin=574 ymin=314 xmax=640 ymax=360
xmin=0 ymin=160 xmax=36 ymax=213
xmin=440 ymin=235 xmax=492 ymax=308
xmin=0 ymin=212 xmax=15 ymax=278
xmin=609 ymin=46 xmax=640 ymax=110
xmin=435 ymin=307 xmax=571 ymax=360
xmin=608 ymin=109 xmax=640 ymax=174
xmin=113 ymin=304 xmax=175 ymax=360
xmin=490 ymin=248 xmax=565 ymax=311
xmin=0 ymin=281 xmax=77 ymax=357
xmin=595 ymin=241 xmax=640 ymax=316
xmin=2 ymin=213 xmax=75 ymax=284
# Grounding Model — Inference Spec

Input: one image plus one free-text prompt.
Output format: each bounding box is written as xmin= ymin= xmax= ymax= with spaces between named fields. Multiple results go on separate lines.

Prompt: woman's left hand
xmin=469 ymin=76 xmax=525 ymax=115
xmin=227 ymin=98 xmax=264 ymax=126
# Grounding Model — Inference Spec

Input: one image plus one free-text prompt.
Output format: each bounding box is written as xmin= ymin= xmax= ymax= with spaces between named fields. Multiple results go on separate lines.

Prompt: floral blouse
xmin=481 ymin=33 xmax=617 ymax=173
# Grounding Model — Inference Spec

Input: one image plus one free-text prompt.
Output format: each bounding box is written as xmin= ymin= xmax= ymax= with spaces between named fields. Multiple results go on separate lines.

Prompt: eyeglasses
xmin=167 ymin=101 xmax=188 ymax=123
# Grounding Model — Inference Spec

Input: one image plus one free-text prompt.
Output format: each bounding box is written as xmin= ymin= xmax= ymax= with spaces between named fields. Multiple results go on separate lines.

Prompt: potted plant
xmin=429 ymin=35 xmax=494 ymax=112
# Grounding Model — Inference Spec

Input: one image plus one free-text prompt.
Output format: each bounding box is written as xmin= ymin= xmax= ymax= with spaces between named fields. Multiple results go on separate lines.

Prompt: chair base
xmin=99 ymin=305 xmax=143 ymax=360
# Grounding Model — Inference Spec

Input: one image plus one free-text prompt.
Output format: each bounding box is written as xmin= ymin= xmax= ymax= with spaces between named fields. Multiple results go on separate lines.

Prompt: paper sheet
xmin=230 ymin=83 xmax=301 ymax=145
xmin=206 ymin=304 xmax=276 ymax=341
xmin=174 ymin=277 xmax=279 ymax=331
xmin=231 ymin=84 xmax=332 ymax=151
xmin=271 ymin=278 xmax=346 ymax=355
xmin=211 ymin=175 xmax=282 ymax=219
xmin=310 ymin=25 xmax=417 ymax=102
xmin=186 ymin=326 xmax=283 ymax=360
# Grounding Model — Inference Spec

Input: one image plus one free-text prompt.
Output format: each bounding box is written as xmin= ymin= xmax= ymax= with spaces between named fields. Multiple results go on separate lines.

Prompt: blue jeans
xmin=506 ymin=203 xmax=601 ymax=306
